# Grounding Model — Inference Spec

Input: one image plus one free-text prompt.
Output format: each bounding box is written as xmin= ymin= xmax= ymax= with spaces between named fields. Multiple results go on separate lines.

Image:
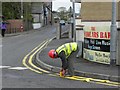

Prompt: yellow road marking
xmin=22 ymin=39 xmax=120 ymax=87
xmin=22 ymin=40 xmax=48 ymax=74
xmin=22 ymin=54 xmax=42 ymax=74
xmin=48 ymin=74 xmax=59 ymax=77
xmin=64 ymin=76 xmax=119 ymax=87
xmin=90 ymin=81 xmax=119 ymax=87
xmin=28 ymin=40 xmax=50 ymax=73
xmin=91 ymin=78 xmax=120 ymax=85
xmin=72 ymin=76 xmax=120 ymax=86
xmin=65 ymin=76 xmax=87 ymax=81
xmin=73 ymin=76 xmax=89 ymax=79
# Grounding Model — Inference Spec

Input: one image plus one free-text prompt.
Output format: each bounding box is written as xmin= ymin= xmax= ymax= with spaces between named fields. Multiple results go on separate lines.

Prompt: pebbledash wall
xmin=80 ymin=2 xmax=120 ymax=64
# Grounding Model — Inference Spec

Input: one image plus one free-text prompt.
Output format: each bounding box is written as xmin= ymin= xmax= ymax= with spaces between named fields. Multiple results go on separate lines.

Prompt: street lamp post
xmin=50 ymin=2 xmax=52 ymax=25
xmin=110 ymin=0 xmax=117 ymax=65
xmin=21 ymin=0 xmax=23 ymax=19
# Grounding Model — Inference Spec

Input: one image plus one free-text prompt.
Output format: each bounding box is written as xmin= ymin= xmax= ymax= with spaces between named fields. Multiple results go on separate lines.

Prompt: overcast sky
xmin=52 ymin=0 xmax=81 ymax=13
xmin=52 ymin=0 xmax=71 ymax=11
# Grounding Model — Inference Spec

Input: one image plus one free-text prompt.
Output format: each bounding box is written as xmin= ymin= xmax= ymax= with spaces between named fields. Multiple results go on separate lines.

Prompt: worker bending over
xmin=48 ymin=42 xmax=82 ymax=77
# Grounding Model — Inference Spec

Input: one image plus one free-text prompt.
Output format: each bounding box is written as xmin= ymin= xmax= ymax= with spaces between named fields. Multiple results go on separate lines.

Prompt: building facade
xmin=31 ymin=2 xmax=52 ymax=29
xmin=80 ymin=2 xmax=120 ymax=64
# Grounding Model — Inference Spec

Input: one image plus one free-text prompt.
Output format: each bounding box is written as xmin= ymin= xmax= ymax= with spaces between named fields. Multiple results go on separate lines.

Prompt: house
xmin=80 ymin=2 xmax=120 ymax=64
xmin=31 ymin=2 xmax=52 ymax=29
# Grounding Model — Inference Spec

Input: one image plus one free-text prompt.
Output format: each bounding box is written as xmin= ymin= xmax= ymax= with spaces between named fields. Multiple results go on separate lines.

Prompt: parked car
xmin=60 ymin=20 xmax=65 ymax=25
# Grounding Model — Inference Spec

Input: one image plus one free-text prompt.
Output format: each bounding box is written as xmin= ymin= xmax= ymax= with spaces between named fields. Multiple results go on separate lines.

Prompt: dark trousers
xmin=67 ymin=49 xmax=79 ymax=76
xmin=1 ymin=29 xmax=6 ymax=37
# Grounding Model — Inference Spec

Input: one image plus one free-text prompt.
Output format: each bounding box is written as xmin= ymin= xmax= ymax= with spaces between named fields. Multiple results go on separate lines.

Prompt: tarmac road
xmin=1 ymin=25 xmax=119 ymax=89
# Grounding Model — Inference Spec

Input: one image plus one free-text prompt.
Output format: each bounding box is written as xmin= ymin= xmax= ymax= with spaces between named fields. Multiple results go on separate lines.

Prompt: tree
xmin=57 ymin=7 xmax=67 ymax=12
xmin=2 ymin=2 xmax=32 ymax=21
xmin=57 ymin=7 xmax=67 ymax=21
xmin=2 ymin=2 xmax=21 ymax=19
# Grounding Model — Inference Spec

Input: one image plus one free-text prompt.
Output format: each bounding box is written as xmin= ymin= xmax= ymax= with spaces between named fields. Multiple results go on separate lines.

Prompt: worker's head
xmin=48 ymin=49 xmax=58 ymax=58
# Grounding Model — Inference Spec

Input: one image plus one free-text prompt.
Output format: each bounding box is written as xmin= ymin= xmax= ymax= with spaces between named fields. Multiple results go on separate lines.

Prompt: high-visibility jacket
xmin=56 ymin=42 xmax=78 ymax=58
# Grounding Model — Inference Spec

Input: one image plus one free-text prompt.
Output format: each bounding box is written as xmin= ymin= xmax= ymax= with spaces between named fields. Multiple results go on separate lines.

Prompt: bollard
xmin=76 ymin=25 xmax=84 ymax=42
xmin=76 ymin=25 xmax=84 ymax=58
xmin=76 ymin=41 xmax=83 ymax=58
xmin=20 ymin=24 xmax=23 ymax=32
xmin=57 ymin=23 xmax=62 ymax=39
xmin=69 ymin=24 xmax=72 ymax=39
xmin=69 ymin=23 xmax=73 ymax=39
xmin=71 ymin=23 xmax=74 ymax=38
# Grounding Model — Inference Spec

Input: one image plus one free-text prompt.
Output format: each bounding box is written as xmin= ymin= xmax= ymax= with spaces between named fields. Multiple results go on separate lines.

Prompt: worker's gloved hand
xmin=59 ymin=68 xmax=66 ymax=77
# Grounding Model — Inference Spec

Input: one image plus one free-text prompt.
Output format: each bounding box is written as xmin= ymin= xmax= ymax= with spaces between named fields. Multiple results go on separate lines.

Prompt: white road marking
xmin=8 ymin=67 xmax=28 ymax=70
xmin=0 ymin=66 xmax=11 ymax=68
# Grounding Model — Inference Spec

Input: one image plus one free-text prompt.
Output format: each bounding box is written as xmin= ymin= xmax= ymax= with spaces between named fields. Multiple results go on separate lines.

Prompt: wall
xmin=80 ymin=2 xmax=120 ymax=64
xmin=6 ymin=19 xmax=23 ymax=33
xmin=81 ymin=2 xmax=119 ymax=21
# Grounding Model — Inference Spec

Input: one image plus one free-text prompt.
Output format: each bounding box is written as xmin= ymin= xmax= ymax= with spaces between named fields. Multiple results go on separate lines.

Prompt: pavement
xmin=2 ymin=25 xmax=54 ymax=37
xmin=35 ymin=32 xmax=120 ymax=82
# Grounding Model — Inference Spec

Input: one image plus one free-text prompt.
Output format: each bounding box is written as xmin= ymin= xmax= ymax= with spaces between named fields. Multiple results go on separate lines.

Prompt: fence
xmin=5 ymin=19 xmax=24 ymax=34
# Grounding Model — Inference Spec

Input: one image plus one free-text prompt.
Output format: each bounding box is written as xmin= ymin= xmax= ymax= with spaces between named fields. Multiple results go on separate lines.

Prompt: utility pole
xmin=43 ymin=3 xmax=47 ymax=26
xmin=0 ymin=1 xmax=2 ymax=21
xmin=0 ymin=2 xmax=2 ymax=85
xmin=21 ymin=0 xmax=23 ymax=19
xmin=72 ymin=0 xmax=76 ymax=41
xmin=51 ymin=2 xmax=52 ymax=25
xmin=69 ymin=6 xmax=73 ymax=39
xmin=20 ymin=0 xmax=24 ymax=32
xmin=110 ymin=0 xmax=117 ymax=65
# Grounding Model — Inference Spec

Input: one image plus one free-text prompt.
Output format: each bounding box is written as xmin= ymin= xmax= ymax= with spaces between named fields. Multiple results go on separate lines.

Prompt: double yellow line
xmin=22 ymin=39 xmax=120 ymax=87
xmin=22 ymin=40 xmax=50 ymax=74
xmin=65 ymin=76 xmax=120 ymax=87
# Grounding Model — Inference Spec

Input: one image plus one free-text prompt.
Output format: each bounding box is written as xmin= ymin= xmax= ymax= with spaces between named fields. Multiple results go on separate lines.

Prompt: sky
xmin=52 ymin=0 xmax=71 ymax=11
xmin=52 ymin=0 xmax=81 ymax=13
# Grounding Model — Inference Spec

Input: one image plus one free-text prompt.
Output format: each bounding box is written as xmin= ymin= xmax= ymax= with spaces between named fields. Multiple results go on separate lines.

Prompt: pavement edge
xmin=35 ymin=37 xmax=120 ymax=82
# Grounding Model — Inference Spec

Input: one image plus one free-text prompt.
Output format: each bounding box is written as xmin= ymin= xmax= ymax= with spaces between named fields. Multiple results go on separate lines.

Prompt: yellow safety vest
xmin=56 ymin=42 xmax=77 ymax=58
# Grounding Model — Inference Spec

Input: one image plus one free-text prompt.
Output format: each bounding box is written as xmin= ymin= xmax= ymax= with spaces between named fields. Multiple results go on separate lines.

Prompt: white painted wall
xmin=33 ymin=23 xmax=41 ymax=29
